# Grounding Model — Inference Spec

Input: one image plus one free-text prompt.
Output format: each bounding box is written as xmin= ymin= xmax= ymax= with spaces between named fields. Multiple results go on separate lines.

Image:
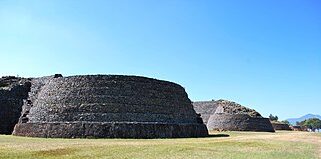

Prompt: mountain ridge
xmin=287 ymin=114 xmax=321 ymax=125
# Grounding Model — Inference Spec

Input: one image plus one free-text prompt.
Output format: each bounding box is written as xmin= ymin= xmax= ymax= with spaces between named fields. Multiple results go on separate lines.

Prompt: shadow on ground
xmin=207 ymin=134 xmax=230 ymax=138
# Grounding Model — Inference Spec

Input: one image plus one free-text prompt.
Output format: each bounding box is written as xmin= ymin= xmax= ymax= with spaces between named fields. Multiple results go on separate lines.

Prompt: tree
xmin=281 ymin=120 xmax=291 ymax=125
xmin=302 ymin=118 xmax=321 ymax=132
xmin=297 ymin=120 xmax=305 ymax=126
xmin=269 ymin=114 xmax=278 ymax=121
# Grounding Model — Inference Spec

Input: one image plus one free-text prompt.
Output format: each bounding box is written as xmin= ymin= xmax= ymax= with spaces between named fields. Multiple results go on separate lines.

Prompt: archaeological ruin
xmin=0 ymin=76 xmax=31 ymax=134
xmin=271 ymin=122 xmax=292 ymax=131
xmin=0 ymin=74 xmax=208 ymax=138
xmin=193 ymin=99 xmax=275 ymax=132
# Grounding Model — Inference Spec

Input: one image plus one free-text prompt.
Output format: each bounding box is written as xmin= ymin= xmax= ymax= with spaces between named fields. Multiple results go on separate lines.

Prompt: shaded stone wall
xmin=13 ymin=75 xmax=208 ymax=138
xmin=0 ymin=77 xmax=30 ymax=134
xmin=271 ymin=123 xmax=292 ymax=131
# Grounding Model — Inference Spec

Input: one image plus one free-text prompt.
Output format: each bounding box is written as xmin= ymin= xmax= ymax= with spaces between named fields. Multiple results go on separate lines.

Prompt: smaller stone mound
xmin=290 ymin=126 xmax=308 ymax=131
xmin=214 ymin=100 xmax=261 ymax=117
xmin=271 ymin=122 xmax=292 ymax=131
xmin=193 ymin=99 xmax=275 ymax=132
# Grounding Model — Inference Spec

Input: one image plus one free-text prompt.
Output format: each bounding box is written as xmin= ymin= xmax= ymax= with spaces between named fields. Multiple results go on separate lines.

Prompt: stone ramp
xmin=192 ymin=101 xmax=218 ymax=124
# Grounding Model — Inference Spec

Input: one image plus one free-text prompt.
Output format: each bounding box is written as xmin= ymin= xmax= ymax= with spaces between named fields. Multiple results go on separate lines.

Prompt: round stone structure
xmin=13 ymin=75 xmax=208 ymax=138
xmin=193 ymin=99 xmax=275 ymax=132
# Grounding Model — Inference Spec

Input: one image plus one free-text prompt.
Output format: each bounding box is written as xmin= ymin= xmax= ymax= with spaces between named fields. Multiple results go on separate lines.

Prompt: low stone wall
xmin=13 ymin=75 xmax=208 ymax=138
xmin=206 ymin=114 xmax=275 ymax=132
xmin=272 ymin=123 xmax=292 ymax=131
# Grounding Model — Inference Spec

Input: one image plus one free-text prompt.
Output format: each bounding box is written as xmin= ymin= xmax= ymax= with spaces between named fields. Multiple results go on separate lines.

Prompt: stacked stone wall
xmin=207 ymin=114 xmax=275 ymax=132
xmin=13 ymin=75 xmax=208 ymax=138
xmin=272 ymin=123 xmax=292 ymax=131
xmin=193 ymin=100 xmax=275 ymax=132
xmin=0 ymin=77 xmax=30 ymax=134
xmin=192 ymin=101 xmax=218 ymax=124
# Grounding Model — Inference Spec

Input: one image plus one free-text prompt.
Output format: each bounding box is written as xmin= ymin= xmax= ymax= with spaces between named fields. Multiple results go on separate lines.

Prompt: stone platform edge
xmin=13 ymin=122 xmax=209 ymax=138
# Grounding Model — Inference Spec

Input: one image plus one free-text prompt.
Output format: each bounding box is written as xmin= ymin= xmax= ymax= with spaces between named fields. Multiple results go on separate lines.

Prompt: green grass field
xmin=0 ymin=131 xmax=320 ymax=159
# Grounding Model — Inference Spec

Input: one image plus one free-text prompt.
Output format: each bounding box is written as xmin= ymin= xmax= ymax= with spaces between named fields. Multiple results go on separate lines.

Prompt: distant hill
xmin=287 ymin=114 xmax=321 ymax=125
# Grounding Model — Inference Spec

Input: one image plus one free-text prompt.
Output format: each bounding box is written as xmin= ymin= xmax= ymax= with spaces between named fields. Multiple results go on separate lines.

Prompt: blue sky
xmin=1 ymin=0 xmax=320 ymax=119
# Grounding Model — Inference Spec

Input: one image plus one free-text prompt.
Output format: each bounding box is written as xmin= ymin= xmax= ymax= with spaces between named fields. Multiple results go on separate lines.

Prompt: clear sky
xmin=1 ymin=0 xmax=320 ymax=120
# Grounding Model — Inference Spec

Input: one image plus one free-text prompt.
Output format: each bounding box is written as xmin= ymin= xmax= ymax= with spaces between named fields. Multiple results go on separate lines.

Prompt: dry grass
xmin=0 ymin=131 xmax=320 ymax=159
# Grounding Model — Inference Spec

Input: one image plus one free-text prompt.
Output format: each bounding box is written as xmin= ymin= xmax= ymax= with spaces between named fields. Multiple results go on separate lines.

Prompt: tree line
xmin=269 ymin=114 xmax=321 ymax=132
xmin=297 ymin=118 xmax=321 ymax=132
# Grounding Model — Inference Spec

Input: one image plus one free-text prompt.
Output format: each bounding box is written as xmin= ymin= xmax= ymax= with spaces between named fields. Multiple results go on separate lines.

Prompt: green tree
xmin=269 ymin=114 xmax=278 ymax=121
xmin=296 ymin=121 xmax=305 ymax=126
xmin=281 ymin=120 xmax=290 ymax=125
xmin=302 ymin=118 xmax=321 ymax=132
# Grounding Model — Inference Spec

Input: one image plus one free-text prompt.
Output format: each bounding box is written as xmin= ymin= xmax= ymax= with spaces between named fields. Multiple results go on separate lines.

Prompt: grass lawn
xmin=0 ymin=131 xmax=320 ymax=159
